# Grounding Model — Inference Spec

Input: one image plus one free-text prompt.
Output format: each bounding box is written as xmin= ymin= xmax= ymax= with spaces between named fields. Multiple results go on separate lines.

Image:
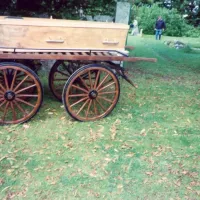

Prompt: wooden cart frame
xmin=0 ymin=48 xmax=156 ymax=125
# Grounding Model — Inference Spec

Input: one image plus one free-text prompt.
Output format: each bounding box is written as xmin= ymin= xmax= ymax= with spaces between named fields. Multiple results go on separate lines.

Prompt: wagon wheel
xmin=0 ymin=62 xmax=43 ymax=125
xmin=49 ymin=60 xmax=83 ymax=101
xmin=62 ymin=64 xmax=120 ymax=121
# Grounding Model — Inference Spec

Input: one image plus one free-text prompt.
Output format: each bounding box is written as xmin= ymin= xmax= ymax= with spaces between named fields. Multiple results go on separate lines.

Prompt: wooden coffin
xmin=0 ymin=16 xmax=129 ymax=52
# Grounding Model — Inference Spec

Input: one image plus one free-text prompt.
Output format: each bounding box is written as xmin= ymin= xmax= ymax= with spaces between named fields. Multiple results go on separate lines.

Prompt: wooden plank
xmin=0 ymin=52 xmax=157 ymax=63
xmin=79 ymin=52 xmax=88 ymax=56
xmin=0 ymin=48 xmax=14 ymax=52
xmin=123 ymin=57 xmax=157 ymax=62
xmin=71 ymin=52 xmax=80 ymax=56
xmin=92 ymin=52 xmax=103 ymax=56
xmin=15 ymin=49 xmax=91 ymax=53
xmin=0 ymin=16 xmax=129 ymax=29
xmin=100 ymin=52 xmax=111 ymax=56
xmin=125 ymin=46 xmax=134 ymax=50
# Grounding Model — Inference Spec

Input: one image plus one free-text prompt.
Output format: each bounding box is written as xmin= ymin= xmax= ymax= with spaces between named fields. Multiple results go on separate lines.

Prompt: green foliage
xmin=133 ymin=0 xmax=200 ymax=27
xmin=132 ymin=4 xmax=200 ymax=37
xmin=0 ymin=0 xmax=116 ymax=19
xmin=182 ymin=24 xmax=200 ymax=37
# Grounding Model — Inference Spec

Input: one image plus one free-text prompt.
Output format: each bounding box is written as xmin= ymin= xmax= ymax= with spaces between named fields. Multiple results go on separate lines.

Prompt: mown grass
xmin=0 ymin=35 xmax=200 ymax=199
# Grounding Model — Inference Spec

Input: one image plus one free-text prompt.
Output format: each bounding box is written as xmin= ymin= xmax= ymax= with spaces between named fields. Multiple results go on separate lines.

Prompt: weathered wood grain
xmin=0 ymin=16 xmax=129 ymax=51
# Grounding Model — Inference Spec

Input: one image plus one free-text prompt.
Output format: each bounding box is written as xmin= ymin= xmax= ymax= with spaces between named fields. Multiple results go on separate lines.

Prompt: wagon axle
xmin=4 ymin=91 xmax=16 ymax=101
xmin=89 ymin=90 xmax=98 ymax=99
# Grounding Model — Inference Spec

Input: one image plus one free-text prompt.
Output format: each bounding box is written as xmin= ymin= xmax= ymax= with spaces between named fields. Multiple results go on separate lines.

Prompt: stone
xmin=115 ymin=2 xmax=131 ymax=24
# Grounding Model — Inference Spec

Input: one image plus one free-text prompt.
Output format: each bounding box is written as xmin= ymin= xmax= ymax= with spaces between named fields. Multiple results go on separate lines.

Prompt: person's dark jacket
xmin=155 ymin=19 xmax=166 ymax=29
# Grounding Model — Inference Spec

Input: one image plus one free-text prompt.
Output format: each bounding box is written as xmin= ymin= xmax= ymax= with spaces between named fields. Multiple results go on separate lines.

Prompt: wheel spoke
xmin=68 ymin=94 xmax=88 ymax=98
xmin=62 ymin=62 xmax=73 ymax=74
xmin=16 ymin=94 xmax=38 ymax=98
xmin=3 ymin=70 xmax=9 ymax=90
xmin=16 ymin=97 xmax=35 ymax=108
xmin=53 ymin=78 xmax=68 ymax=81
xmin=94 ymin=71 xmax=100 ymax=89
xmin=101 ymin=79 xmax=114 ymax=87
xmin=98 ymin=91 xmax=116 ymax=95
xmin=0 ymin=83 xmax=6 ymax=92
xmin=70 ymin=97 xmax=88 ymax=108
xmin=16 ymin=73 xmax=25 ymax=79
xmin=0 ymin=100 xmax=6 ymax=107
xmin=96 ymin=73 xmax=109 ymax=90
xmin=2 ymin=102 xmax=9 ymax=121
xmin=86 ymin=100 xmax=92 ymax=118
xmin=96 ymin=98 xmax=106 ymax=111
xmin=10 ymin=102 xmax=17 ymax=121
xmin=54 ymin=85 xmax=64 ymax=90
xmin=15 ymin=79 xmax=34 ymax=84
xmin=56 ymin=70 xmax=69 ymax=77
xmin=14 ymin=75 xmax=29 ymax=92
xmin=76 ymin=99 xmax=90 ymax=115
xmin=98 ymin=81 xmax=115 ymax=92
xmin=72 ymin=84 xmax=88 ymax=93
xmin=13 ymin=100 xmax=26 ymax=116
xmin=97 ymin=96 xmax=113 ymax=103
xmin=78 ymin=76 xmax=89 ymax=90
xmin=93 ymin=100 xmax=98 ymax=115
xmin=10 ymin=70 xmax=18 ymax=90
xmin=0 ymin=100 xmax=6 ymax=112
xmin=88 ymin=71 xmax=93 ymax=89
xmin=15 ymin=84 xmax=36 ymax=94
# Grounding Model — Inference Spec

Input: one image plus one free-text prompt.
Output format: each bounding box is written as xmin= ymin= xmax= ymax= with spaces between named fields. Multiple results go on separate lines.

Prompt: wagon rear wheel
xmin=0 ymin=62 xmax=43 ymax=125
xmin=49 ymin=60 xmax=81 ymax=101
xmin=62 ymin=64 xmax=120 ymax=121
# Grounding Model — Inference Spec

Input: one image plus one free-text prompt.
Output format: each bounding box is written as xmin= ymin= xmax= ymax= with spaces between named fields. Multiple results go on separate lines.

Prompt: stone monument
xmin=115 ymin=1 xmax=131 ymax=24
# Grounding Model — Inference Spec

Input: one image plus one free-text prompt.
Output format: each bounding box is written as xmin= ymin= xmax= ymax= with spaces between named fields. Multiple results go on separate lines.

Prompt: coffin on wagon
xmin=0 ymin=16 xmax=156 ymax=125
xmin=0 ymin=16 xmax=128 ymax=51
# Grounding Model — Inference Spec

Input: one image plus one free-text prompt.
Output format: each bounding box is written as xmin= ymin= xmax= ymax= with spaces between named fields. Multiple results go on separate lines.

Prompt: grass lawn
xmin=0 ymin=35 xmax=200 ymax=199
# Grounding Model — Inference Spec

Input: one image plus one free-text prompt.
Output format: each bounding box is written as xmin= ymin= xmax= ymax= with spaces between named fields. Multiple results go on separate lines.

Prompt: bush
xmin=183 ymin=25 xmax=200 ymax=38
xmin=132 ymin=4 xmax=200 ymax=38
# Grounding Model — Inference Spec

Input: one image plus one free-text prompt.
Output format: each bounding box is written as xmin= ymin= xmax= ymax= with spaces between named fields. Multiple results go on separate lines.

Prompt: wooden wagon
xmin=0 ymin=16 xmax=156 ymax=125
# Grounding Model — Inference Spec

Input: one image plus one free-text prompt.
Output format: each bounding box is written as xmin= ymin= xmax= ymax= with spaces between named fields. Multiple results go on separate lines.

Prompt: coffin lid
xmin=0 ymin=16 xmax=129 ymax=30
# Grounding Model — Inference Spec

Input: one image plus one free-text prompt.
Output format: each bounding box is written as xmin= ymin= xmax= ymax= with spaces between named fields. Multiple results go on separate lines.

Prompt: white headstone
xmin=115 ymin=2 xmax=131 ymax=24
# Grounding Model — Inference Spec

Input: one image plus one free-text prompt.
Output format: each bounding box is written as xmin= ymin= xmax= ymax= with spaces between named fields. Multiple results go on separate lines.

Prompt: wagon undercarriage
xmin=0 ymin=49 xmax=156 ymax=125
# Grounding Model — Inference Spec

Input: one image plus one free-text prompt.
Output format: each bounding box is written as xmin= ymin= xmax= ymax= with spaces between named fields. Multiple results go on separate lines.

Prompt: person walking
xmin=131 ymin=19 xmax=139 ymax=36
xmin=155 ymin=16 xmax=166 ymax=40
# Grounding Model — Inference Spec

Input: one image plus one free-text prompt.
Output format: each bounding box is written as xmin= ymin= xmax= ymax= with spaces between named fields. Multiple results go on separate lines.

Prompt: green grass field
xmin=0 ymin=35 xmax=200 ymax=199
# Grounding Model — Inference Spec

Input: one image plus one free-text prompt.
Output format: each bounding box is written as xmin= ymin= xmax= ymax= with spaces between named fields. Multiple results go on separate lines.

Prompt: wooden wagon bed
xmin=0 ymin=49 xmax=156 ymax=62
xmin=0 ymin=16 xmax=157 ymax=125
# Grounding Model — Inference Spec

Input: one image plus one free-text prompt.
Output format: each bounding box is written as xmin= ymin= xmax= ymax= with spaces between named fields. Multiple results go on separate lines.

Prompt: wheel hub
xmin=89 ymin=90 xmax=98 ymax=99
xmin=4 ymin=91 xmax=15 ymax=101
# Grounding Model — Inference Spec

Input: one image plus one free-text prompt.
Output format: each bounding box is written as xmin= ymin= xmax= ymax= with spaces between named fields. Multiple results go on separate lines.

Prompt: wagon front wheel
xmin=0 ymin=62 xmax=43 ymax=125
xmin=62 ymin=64 xmax=120 ymax=121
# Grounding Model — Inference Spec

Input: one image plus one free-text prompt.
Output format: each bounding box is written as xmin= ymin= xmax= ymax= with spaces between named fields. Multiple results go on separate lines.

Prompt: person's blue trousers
xmin=155 ymin=29 xmax=162 ymax=40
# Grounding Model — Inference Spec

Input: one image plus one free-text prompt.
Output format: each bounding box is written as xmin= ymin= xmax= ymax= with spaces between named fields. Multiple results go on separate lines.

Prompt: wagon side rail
xmin=0 ymin=48 xmax=157 ymax=63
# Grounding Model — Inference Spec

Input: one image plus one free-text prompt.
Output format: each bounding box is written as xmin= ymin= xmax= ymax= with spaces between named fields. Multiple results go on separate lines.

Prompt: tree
xmin=0 ymin=0 xmax=116 ymax=19
xmin=132 ymin=0 xmax=200 ymax=26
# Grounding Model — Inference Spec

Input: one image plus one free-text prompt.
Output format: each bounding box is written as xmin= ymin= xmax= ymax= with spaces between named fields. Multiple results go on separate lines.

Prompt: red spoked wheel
xmin=0 ymin=62 xmax=43 ymax=125
xmin=49 ymin=60 xmax=83 ymax=101
xmin=62 ymin=64 xmax=120 ymax=121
